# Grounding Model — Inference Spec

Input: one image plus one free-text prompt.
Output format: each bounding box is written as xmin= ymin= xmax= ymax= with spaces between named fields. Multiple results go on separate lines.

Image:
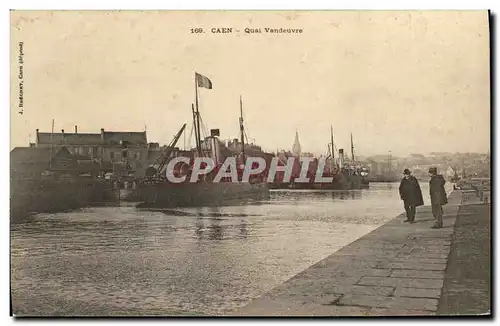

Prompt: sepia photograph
xmin=9 ymin=10 xmax=491 ymax=317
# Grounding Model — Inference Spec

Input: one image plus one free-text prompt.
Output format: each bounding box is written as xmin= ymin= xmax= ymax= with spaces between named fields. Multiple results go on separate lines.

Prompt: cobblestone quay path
xmin=234 ymin=190 xmax=490 ymax=316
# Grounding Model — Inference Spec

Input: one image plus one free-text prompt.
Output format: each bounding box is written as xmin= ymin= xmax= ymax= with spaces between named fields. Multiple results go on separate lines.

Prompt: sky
xmin=10 ymin=10 xmax=490 ymax=157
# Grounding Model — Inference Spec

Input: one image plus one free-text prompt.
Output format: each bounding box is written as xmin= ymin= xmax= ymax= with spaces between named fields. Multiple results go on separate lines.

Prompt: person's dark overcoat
xmin=429 ymin=174 xmax=448 ymax=206
xmin=399 ymin=175 xmax=424 ymax=206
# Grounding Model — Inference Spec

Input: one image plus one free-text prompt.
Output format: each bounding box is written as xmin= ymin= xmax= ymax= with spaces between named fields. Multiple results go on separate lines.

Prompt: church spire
xmin=292 ymin=129 xmax=301 ymax=156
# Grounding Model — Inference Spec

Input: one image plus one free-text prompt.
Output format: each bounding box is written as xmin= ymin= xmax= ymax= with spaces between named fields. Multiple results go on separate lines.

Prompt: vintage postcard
xmin=10 ymin=10 xmax=491 ymax=317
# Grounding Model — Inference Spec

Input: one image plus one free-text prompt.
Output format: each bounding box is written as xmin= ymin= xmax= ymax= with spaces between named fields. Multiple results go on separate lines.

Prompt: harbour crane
xmin=145 ymin=123 xmax=187 ymax=176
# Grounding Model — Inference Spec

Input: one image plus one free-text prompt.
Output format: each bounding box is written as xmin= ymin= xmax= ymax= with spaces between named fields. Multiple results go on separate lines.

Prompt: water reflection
xmin=239 ymin=220 xmax=248 ymax=239
xmin=192 ymin=206 xmax=249 ymax=241
xmin=195 ymin=217 xmax=204 ymax=239
xmin=12 ymin=182 xmax=426 ymax=316
xmin=270 ymin=189 xmax=364 ymax=202
xmin=208 ymin=219 xmax=224 ymax=240
xmin=208 ymin=207 xmax=224 ymax=240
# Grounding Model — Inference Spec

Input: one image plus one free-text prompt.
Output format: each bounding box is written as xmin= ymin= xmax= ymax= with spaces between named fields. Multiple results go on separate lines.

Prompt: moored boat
xmin=138 ymin=178 xmax=269 ymax=208
xmin=268 ymin=128 xmax=370 ymax=190
xmin=137 ymin=73 xmax=269 ymax=208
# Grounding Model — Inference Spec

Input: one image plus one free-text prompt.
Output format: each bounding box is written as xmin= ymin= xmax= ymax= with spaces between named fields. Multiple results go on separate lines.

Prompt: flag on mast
xmin=195 ymin=72 xmax=213 ymax=89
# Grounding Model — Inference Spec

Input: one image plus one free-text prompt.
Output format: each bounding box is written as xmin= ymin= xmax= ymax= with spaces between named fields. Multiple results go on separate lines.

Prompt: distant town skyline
xmin=11 ymin=11 xmax=490 ymax=157
xmin=22 ymin=125 xmax=489 ymax=159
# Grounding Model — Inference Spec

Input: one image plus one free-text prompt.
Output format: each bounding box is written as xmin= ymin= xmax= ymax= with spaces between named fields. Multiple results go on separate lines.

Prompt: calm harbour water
xmin=11 ymin=182 xmax=447 ymax=316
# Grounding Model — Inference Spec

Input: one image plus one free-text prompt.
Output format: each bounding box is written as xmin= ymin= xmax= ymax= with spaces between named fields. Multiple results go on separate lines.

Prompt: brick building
xmin=33 ymin=126 xmax=155 ymax=177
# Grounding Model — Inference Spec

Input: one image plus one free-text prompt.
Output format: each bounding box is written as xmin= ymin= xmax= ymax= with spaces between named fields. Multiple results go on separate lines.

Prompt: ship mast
xmin=350 ymin=132 xmax=355 ymax=163
xmin=192 ymin=104 xmax=201 ymax=154
xmin=388 ymin=150 xmax=392 ymax=174
xmin=194 ymin=72 xmax=213 ymax=156
xmin=49 ymin=118 xmax=54 ymax=169
xmin=194 ymin=74 xmax=202 ymax=156
xmin=239 ymin=95 xmax=245 ymax=165
xmin=330 ymin=125 xmax=335 ymax=169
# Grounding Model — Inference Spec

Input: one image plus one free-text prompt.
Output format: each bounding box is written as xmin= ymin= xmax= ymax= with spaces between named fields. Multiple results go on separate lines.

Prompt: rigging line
xmin=245 ymin=129 xmax=252 ymax=144
xmin=187 ymin=120 xmax=195 ymax=149
xmin=242 ymin=123 xmax=248 ymax=142
xmin=239 ymin=99 xmax=250 ymax=144
xmin=244 ymin=131 xmax=253 ymax=145
xmin=196 ymin=115 xmax=210 ymax=157
xmin=243 ymin=114 xmax=255 ymax=146
xmin=197 ymin=113 xmax=204 ymax=135
xmin=243 ymin=117 xmax=250 ymax=143
xmin=198 ymin=114 xmax=209 ymax=140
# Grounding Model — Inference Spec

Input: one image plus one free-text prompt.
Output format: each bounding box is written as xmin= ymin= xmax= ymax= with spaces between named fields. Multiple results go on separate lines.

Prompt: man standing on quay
xmin=429 ymin=167 xmax=448 ymax=229
xmin=399 ymin=169 xmax=424 ymax=223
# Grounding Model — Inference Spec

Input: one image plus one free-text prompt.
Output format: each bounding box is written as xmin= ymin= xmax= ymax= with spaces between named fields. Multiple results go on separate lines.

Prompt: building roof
xmin=104 ymin=131 xmax=147 ymax=146
xmin=11 ymin=147 xmax=103 ymax=171
xmin=10 ymin=147 xmax=67 ymax=164
xmin=37 ymin=133 xmax=102 ymax=146
xmin=36 ymin=130 xmax=147 ymax=146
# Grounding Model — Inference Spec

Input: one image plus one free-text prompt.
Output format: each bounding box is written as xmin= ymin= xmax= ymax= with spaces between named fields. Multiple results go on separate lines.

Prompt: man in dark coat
xmin=429 ymin=167 xmax=448 ymax=229
xmin=399 ymin=169 xmax=424 ymax=223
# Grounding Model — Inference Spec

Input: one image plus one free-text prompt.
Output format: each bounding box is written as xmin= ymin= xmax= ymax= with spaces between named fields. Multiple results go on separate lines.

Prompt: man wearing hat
xmin=399 ymin=169 xmax=424 ymax=223
xmin=428 ymin=167 xmax=448 ymax=229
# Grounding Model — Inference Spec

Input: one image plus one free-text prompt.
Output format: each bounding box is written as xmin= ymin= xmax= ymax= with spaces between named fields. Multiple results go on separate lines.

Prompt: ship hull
xmin=137 ymin=181 xmax=270 ymax=208
xmin=119 ymin=188 xmax=143 ymax=202
xmin=269 ymin=173 xmax=369 ymax=190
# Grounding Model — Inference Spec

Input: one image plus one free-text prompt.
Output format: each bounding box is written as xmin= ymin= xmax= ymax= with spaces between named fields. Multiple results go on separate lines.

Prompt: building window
xmin=110 ymin=151 xmax=115 ymax=161
xmin=122 ymin=150 xmax=128 ymax=158
xmin=136 ymin=152 xmax=141 ymax=160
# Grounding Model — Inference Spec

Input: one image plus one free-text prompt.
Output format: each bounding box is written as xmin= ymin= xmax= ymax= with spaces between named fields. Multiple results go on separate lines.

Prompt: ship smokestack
xmin=339 ymin=149 xmax=344 ymax=169
xmin=209 ymin=136 xmax=221 ymax=165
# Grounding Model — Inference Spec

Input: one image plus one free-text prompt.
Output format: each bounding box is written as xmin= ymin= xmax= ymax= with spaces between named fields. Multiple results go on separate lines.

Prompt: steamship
xmin=137 ymin=73 xmax=269 ymax=208
xmin=270 ymin=129 xmax=369 ymax=190
xmin=316 ymin=131 xmax=370 ymax=190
